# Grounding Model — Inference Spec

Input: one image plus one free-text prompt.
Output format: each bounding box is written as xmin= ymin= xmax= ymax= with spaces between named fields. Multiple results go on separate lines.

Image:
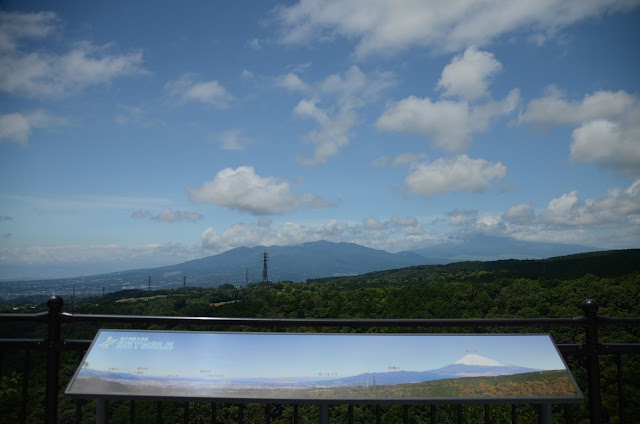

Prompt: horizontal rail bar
xmin=0 ymin=311 xmax=49 ymax=322
xmin=601 ymin=343 xmax=640 ymax=354
xmin=1 ymin=311 xmax=636 ymax=329
xmin=557 ymin=344 xmax=584 ymax=355
xmin=0 ymin=339 xmax=45 ymax=349
xmin=59 ymin=312 xmax=587 ymax=328
xmin=602 ymin=317 xmax=640 ymax=326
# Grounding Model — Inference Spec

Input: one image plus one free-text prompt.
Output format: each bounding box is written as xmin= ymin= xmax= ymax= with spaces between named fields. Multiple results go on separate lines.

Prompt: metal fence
xmin=1 ymin=296 xmax=639 ymax=424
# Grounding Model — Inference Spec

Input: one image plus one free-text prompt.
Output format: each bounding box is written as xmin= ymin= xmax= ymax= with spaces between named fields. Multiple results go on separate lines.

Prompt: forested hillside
xmin=1 ymin=250 xmax=638 ymax=423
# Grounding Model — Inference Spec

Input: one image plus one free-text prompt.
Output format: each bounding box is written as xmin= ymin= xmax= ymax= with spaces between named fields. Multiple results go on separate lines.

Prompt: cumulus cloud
xmin=187 ymin=166 xmax=331 ymax=215
xmin=436 ymin=47 xmax=502 ymax=102
xmin=376 ymin=49 xmax=518 ymax=152
xmin=199 ymin=219 xmax=350 ymax=252
xmin=274 ymin=0 xmax=638 ymax=57
xmin=293 ymin=99 xmax=356 ymax=165
xmin=521 ymin=88 xmax=640 ymax=175
xmin=0 ymin=111 xmax=67 ymax=145
xmin=448 ymin=209 xmax=478 ymax=227
xmin=467 ymin=179 xmax=640 ymax=247
xmin=540 ymin=180 xmax=640 ymax=227
xmin=503 ymin=203 xmax=535 ymax=225
xmin=435 ymin=183 xmax=640 ymax=248
xmin=199 ymin=216 xmax=432 ymax=253
xmin=275 ymin=73 xmax=310 ymax=92
xmin=377 ymin=97 xmax=472 ymax=152
xmin=403 ymin=155 xmax=507 ymax=198
xmin=319 ymin=65 xmax=395 ymax=106
xmin=165 ymin=73 xmax=232 ymax=108
xmin=0 ymin=40 xmax=147 ymax=98
xmin=570 ymin=117 xmax=640 ymax=175
xmin=278 ymin=66 xmax=394 ymax=164
xmin=520 ymin=87 xmax=635 ymax=127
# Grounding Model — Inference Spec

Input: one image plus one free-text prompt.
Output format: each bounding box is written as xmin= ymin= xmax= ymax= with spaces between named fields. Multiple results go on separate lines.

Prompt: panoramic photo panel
xmin=66 ymin=330 xmax=583 ymax=403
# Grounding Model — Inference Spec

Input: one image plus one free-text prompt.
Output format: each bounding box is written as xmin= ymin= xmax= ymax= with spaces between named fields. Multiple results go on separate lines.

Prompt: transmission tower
xmin=262 ymin=250 xmax=269 ymax=282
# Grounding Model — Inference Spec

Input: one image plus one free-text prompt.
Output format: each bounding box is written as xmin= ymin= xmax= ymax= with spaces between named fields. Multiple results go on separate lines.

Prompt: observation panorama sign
xmin=65 ymin=330 xmax=582 ymax=404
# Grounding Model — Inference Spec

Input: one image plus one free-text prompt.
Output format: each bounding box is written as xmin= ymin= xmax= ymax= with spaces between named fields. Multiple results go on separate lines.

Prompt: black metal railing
xmin=1 ymin=296 xmax=639 ymax=424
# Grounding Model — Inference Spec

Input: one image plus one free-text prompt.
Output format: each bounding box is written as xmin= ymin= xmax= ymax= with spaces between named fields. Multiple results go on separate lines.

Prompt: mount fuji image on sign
xmin=66 ymin=331 xmax=583 ymax=403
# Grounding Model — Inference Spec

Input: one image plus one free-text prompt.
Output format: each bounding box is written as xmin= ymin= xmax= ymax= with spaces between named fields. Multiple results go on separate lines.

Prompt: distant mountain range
xmin=102 ymin=237 xmax=604 ymax=285
xmin=102 ymin=240 xmax=430 ymax=285
xmin=319 ymin=354 xmax=541 ymax=388
xmin=1 ymin=237 xmax=627 ymax=299
xmin=73 ymin=353 xmax=541 ymax=391
xmin=412 ymin=234 xmax=600 ymax=262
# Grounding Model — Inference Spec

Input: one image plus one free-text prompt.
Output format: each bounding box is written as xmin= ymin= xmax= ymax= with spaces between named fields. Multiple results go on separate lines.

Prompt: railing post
xmin=45 ymin=295 xmax=63 ymax=424
xmin=582 ymin=299 xmax=602 ymax=424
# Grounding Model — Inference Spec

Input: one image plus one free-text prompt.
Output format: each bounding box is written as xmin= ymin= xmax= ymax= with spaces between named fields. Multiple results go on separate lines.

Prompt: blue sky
xmin=85 ymin=331 xmax=566 ymax=379
xmin=1 ymin=1 xmax=639 ymax=279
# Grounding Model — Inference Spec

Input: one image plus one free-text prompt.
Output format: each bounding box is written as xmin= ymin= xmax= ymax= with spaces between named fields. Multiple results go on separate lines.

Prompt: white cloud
xmin=0 ymin=242 xmax=199 ymax=276
xmin=274 ymin=0 xmax=639 ymax=57
xmin=377 ymin=97 xmax=472 ymax=152
xmin=0 ymin=41 xmax=147 ymax=98
xmin=377 ymin=48 xmax=517 ymax=152
xmin=373 ymin=152 xmax=428 ymax=168
xmin=293 ymin=99 xmax=356 ymax=165
xmin=459 ymin=179 xmax=640 ymax=247
xmin=153 ymin=209 xmax=203 ymax=223
xmin=165 ymin=73 xmax=232 ymax=108
xmin=277 ymin=66 xmax=394 ymax=164
xmin=541 ymin=180 xmax=640 ymax=227
xmin=376 ymin=89 xmax=519 ymax=153
xmin=213 ymin=128 xmax=254 ymax=151
xmin=521 ymin=88 xmax=640 ymax=175
xmin=200 ymin=216 xmax=432 ymax=253
xmin=436 ymin=47 xmax=502 ymax=102
xmin=448 ymin=209 xmax=478 ymax=227
xmin=249 ymin=38 xmax=262 ymax=50
xmin=503 ymin=203 xmax=535 ymax=225
xmin=275 ymin=73 xmax=310 ymax=92
xmin=131 ymin=209 xmax=202 ymax=222
xmin=319 ymin=65 xmax=395 ymax=106
xmin=0 ymin=11 xmax=60 ymax=52
xmin=403 ymin=155 xmax=507 ymax=198
xmin=570 ymin=117 xmax=640 ymax=175
xmin=363 ymin=216 xmax=422 ymax=233
xmin=131 ymin=210 xmax=150 ymax=219
xmin=0 ymin=111 xmax=67 ymax=145
xmin=0 ymin=113 xmax=29 ymax=144
xmin=520 ymin=87 xmax=635 ymax=127
xmin=241 ymin=69 xmax=255 ymax=79
xmin=187 ymin=166 xmax=330 ymax=215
